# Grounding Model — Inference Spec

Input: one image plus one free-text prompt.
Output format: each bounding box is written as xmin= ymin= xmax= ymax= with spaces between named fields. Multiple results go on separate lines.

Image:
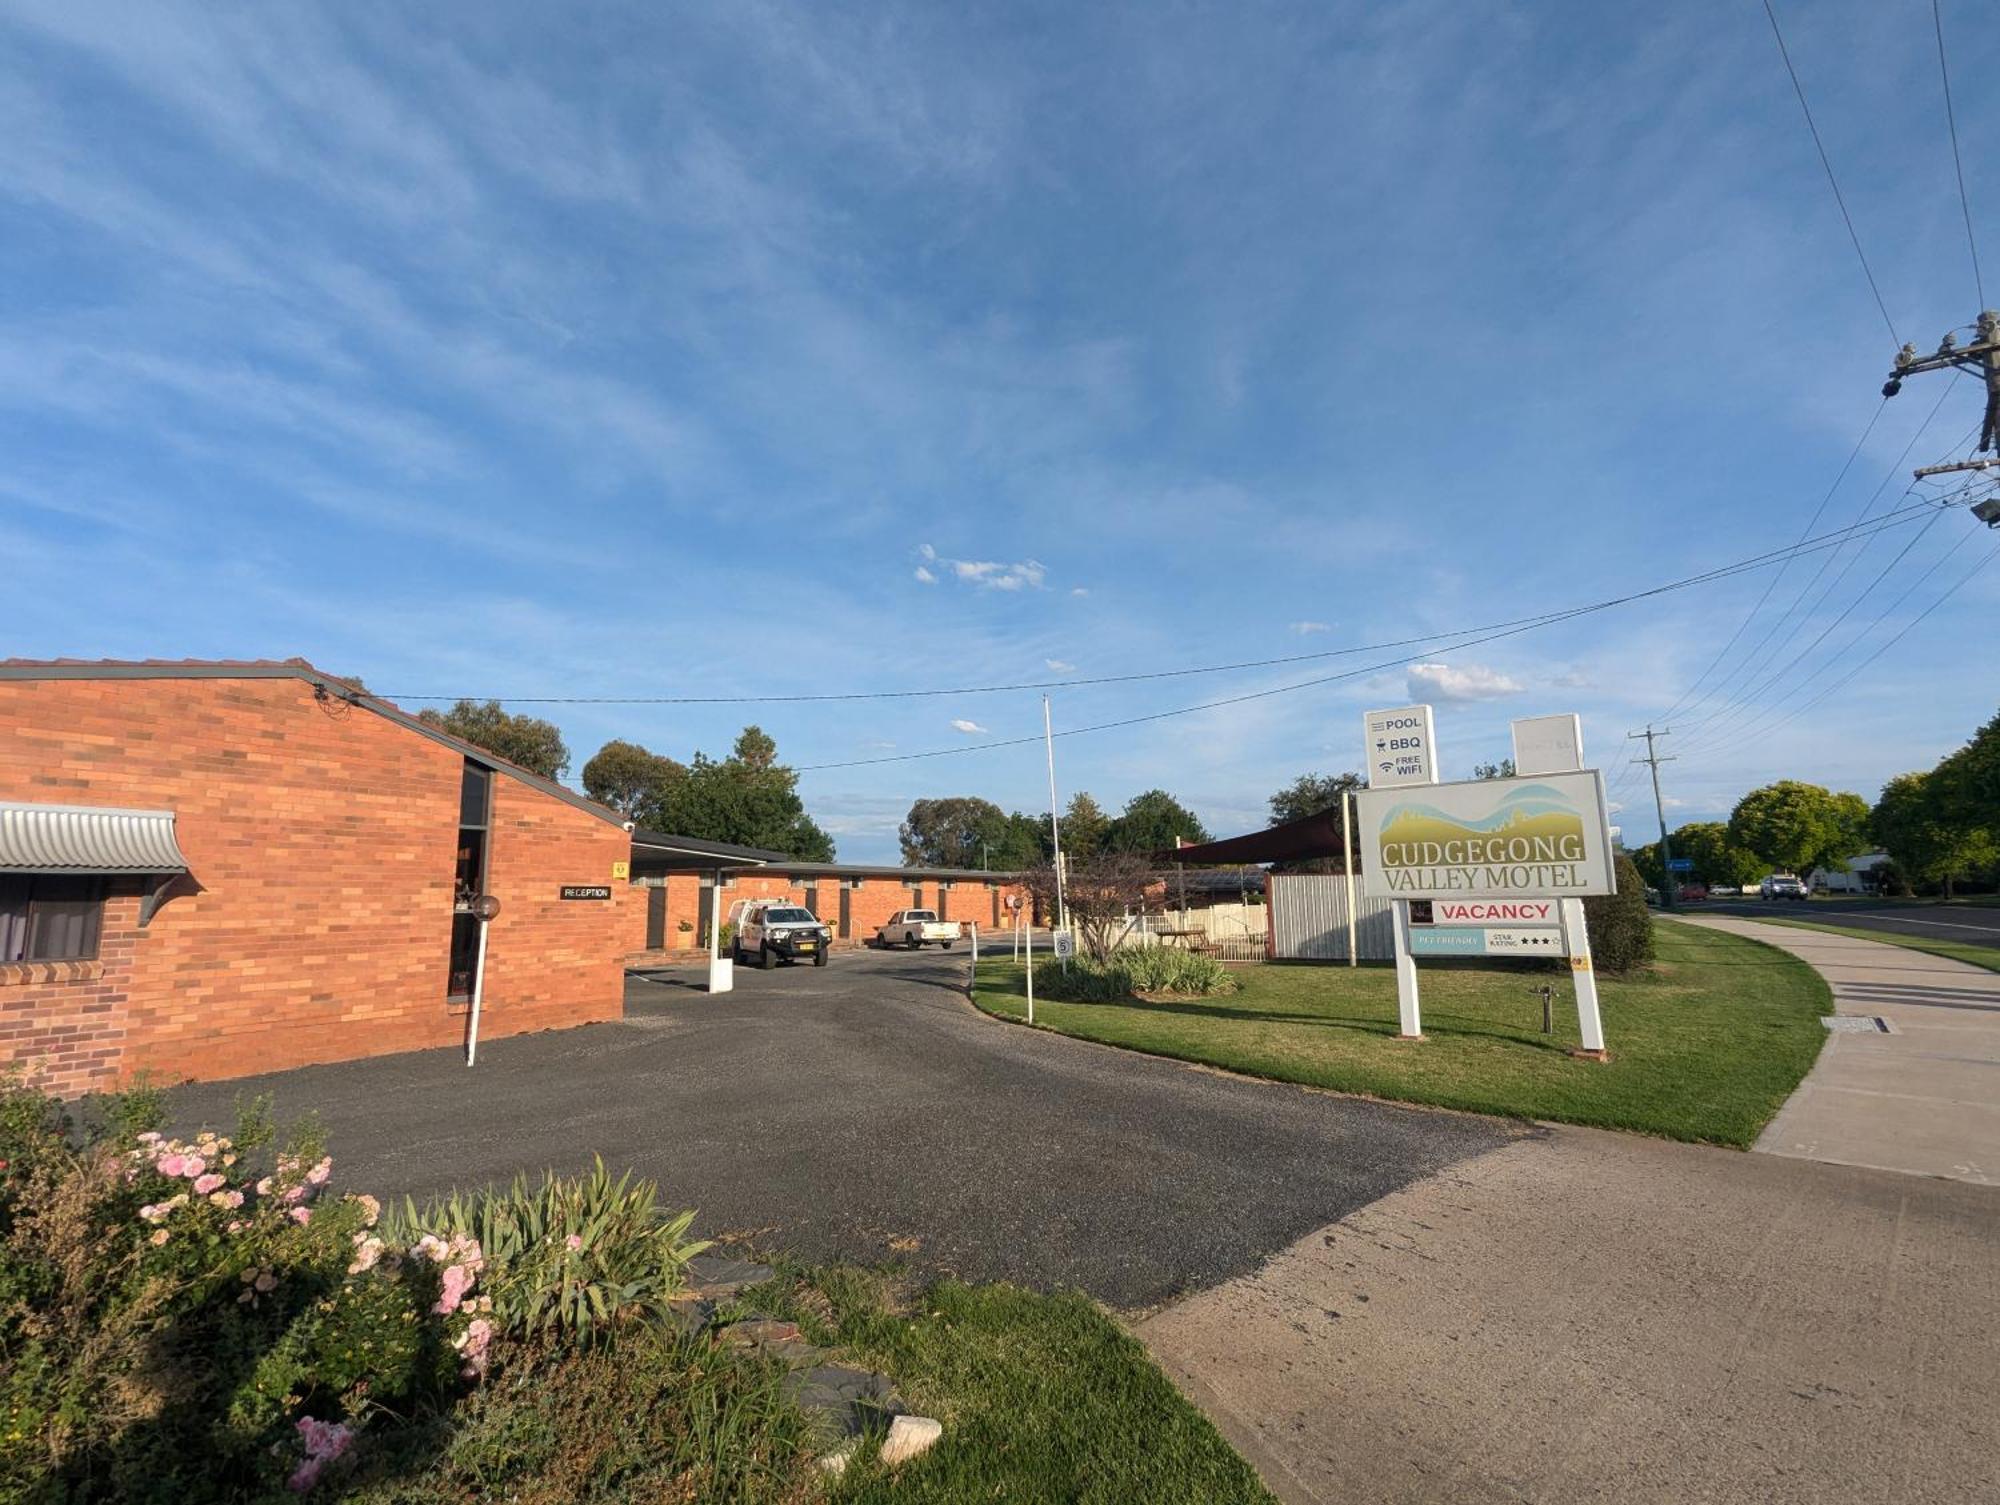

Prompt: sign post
xmin=1365 ymin=705 xmax=1439 ymax=1038
xmin=707 ymin=871 xmax=733 ymax=995
xmin=1560 ymin=897 xmax=1607 ymax=1058
xmin=1511 ymin=715 xmax=1608 ymax=1060
xmin=465 ymin=893 xmax=501 ymax=1068
xmin=1342 ymin=788 xmax=1359 ymax=969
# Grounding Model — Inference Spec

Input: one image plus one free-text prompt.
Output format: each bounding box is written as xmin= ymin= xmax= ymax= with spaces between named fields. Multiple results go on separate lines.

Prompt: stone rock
xmin=662 ymin=1297 xmax=718 ymax=1337
xmin=783 ymin=1364 xmax=903 ymax=1438
xmin=879 ymin=1414 xmax=943 ymax=1466
xmin=717 ymin=1318 xmax=803 ymax=1350
xmin=681 ymin=1253 xmax=775 ymax=1299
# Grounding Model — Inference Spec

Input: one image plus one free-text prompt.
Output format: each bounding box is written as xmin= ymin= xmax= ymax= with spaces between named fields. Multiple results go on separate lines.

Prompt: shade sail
xmin=0 ymin=802 xmax=190 ymax=873
xmin=1156 ymin=804 xmax=1350 ymax=868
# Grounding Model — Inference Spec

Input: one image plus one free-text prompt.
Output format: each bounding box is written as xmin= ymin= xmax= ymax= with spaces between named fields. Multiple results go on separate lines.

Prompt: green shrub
xmin=386 ymin=1158 xmax=709 ymax=1348
xmin=1038 ymin=949 xmax=1239 ymax=1003
xmin=1583 ymin=854 xmax=1656 ymax=973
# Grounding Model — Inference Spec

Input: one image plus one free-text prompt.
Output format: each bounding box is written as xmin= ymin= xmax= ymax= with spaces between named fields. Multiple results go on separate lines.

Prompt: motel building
xmin=0 ymin=660 xmax=1025 ymax=1097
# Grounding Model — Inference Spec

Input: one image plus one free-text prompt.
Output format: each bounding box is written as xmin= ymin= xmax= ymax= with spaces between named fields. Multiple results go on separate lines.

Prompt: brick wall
xmin=0 ymin=879 xmax=141 ymax=1096
xmin=622 ymin=868 xmax=1029 ymax=965
xmin=0 ymin=675 xmax=631 ymax=1094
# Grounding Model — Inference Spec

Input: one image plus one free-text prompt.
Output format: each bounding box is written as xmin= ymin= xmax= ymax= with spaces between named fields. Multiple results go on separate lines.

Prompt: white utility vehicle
xmin=877 ymin=909 xmax=959 ymax=949
xmin=729 ymin=900 xmax=831 ymax=968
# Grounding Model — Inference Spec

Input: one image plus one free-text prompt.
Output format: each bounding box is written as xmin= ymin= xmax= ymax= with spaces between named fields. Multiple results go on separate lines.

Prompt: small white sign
xmin=1511 ymin=714 xmax=1584 ymax=776
xmin=1433 ymin=899 xmax=1557 ymax=926
xmin=1053 ymin=929 xmax=1075 ymax=959
xmin=1363 ymin=704 xmax=1438 ymax=788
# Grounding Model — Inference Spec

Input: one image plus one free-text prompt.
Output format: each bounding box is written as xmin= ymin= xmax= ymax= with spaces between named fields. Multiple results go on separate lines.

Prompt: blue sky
xmin=4 ymin=0 xmax=1997 ymax=862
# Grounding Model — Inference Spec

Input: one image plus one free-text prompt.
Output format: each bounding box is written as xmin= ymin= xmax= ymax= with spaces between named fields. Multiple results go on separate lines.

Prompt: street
xmin=1688 ymin=898 xmax=2000 ymax=951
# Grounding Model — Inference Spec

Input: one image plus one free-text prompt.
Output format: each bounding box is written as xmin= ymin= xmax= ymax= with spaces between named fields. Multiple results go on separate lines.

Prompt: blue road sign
xmin=1667 ymin=858 xmax=1694 ymax=872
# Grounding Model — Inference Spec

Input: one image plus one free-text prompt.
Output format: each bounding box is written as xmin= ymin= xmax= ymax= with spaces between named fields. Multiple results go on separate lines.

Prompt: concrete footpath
xmin=1681 ymin=915 xmax=2000 ymax=1185
xmin=1135 ymin=1127 xmax=2000 ymax=1505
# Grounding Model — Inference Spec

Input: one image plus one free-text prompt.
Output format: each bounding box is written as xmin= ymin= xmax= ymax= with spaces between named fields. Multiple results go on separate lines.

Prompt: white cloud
xmin=918 ymin=542 xmax=937 ymax=560
xmin=913 ymin=565 xmax=936 ymax=583
xmin=947 ymin=557 xmax=1044 ymax=590
xmin=1070 ymin=586 xmax=1089 ymax=597
xmin=1045 ymin=658 xmax=1076 ymax=672
xmin=950 ymin=718 xmax=988 ymax=734
xmin=1407 ymin=661 xmax=1524 ymax=702
xmin=1290 ymin=620 xmax=1331 ymax=635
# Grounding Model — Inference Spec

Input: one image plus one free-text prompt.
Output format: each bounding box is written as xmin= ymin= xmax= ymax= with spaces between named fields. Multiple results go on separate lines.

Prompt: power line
xmin=385 ymin=495 xmax=1945 ymax=712
xmin=1932 ymin=0 xmax=1985 ymax=306
xmin=791 ymin=504 xmax=1950 ymax=773
xmin=1652 ymin=384 xmax=1955 ymax=726
xmin=1759 ymin=0 xmax=1902 ymax=347
xmin=1657 ymin=398 xmax=1885 ymax=722
xmin=1690 ymin=530 xmax=1995 ymax=751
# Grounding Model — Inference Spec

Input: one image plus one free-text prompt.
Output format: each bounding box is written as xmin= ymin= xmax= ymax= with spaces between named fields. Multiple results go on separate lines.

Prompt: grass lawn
xmin=971 ymin=919 xmax=1828 ymax=1147
xmin=1727 ymin=915 xmax=2000 ymax=975
xmin=758 ymin=1268 xmax=1276 ymax=1504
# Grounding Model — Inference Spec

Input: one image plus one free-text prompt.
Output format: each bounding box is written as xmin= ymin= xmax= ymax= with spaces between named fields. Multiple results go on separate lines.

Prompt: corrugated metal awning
xmin=0 ymin=802 xmax=190 ymax=874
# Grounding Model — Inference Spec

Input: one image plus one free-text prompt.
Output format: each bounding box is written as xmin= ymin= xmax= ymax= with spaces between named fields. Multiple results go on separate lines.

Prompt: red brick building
xmin=0 ymin=660 xmax=638 ymax=1096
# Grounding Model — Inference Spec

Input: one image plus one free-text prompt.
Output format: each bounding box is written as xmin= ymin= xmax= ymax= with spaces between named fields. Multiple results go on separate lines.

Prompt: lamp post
xmin=464 ymin=893 xmax=501 ymax=1067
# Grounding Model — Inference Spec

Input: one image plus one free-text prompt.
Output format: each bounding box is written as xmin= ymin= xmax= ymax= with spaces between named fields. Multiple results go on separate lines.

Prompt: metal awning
xmin=0 ymin=801 xmax=190 ymax=874
xmin=628 ymin=830 xmax=786 ymax=873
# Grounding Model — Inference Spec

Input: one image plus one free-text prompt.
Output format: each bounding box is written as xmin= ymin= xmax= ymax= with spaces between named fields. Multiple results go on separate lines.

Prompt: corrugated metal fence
xmin=1270 ymin=873 xmax=1397 ymax=961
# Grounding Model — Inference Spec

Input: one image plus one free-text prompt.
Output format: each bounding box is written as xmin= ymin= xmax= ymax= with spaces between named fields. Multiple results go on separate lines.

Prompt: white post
xmin=465 ymin=915 xmax=491 ymax=1067
xmin=1342 ymin=788 xmax=1359 ymax=969
xmin=1043 ymin=695 xmax=1069 ymax=939
xmin=1392 ymin=900 xmax=1422 ymax=1039
xmin=708 ymin=872 xmax=734 ymax=994
xmin=1024 ymin=924 xmax=1035 ymax=1025
xmin=1560 ymin=897 xmax=1606 ymax=1057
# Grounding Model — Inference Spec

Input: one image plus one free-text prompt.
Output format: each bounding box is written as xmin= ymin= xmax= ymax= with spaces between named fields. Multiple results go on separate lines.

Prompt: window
xmin=448 ymin=761 xmax=494 ymax=999
xmin=1 ymin=875 xmax=105 ymax=963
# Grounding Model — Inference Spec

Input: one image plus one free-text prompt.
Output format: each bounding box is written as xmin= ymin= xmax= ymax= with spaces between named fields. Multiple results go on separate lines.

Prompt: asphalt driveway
xmin=168 ymin=947 xmax=1515 ymax=1308
xmin=1689 ymin=898 xmax=2000 ymax=951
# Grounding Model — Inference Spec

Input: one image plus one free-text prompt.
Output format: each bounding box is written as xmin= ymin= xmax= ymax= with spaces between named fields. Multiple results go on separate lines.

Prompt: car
xmin=1759 ymin=875 xmax=1810 ymax=901
xmin=877 ymin=909 xmax=959 ymax=949
xmin=728 ymin=900 xmax=832 ymax=968
xmin=1676 ymin=881 xmax=1710 ymax=903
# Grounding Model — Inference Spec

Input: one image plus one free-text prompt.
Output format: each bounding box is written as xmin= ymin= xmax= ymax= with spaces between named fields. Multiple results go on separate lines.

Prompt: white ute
xmin=878 ymin=908 xmax=959 ymax=949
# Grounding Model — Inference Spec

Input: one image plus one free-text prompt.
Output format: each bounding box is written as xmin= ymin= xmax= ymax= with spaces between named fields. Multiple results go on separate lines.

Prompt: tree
xmin=1059 ymin=792 xmax=1111 ymax=863
xmin=1728 ymin=781 xmax=1870 ymax=878
xmin=1872 ymin=770 xmax=1996 ymax=899
xmin=1104 ymin=790 xmax=1210 ymax=855
xmin=899 ymin=797 xmax=1009 ymax=868
xmin=1934 ymin=708 xmax=2000 ymax=837
xmin=582 ymin=740 xmax=686 ymax=819
xmin=417 ymin=699 xmax=570 ymax=781
xmin=1665 ymin=821 xmax=1766 ymax=891
xmin=1582 ymin=854 xmax=1655 ymax=972
xmin=1021 ymin=852 xmax=1156 ymax=962
xmin=992 ymin=811 xmax=1049 ymax=870
xmin=644 ymin=726 xmax=834 ymax=860
xmin=1266 ymin=771 xmax=1363 ymax=873
xmin=1472 ymin=758 xmax=1516 ymax=780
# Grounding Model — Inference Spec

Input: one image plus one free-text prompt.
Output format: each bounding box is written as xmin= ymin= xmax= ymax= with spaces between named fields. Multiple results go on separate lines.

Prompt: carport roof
xmin=629 ymin=831 xmax=786 ymax=870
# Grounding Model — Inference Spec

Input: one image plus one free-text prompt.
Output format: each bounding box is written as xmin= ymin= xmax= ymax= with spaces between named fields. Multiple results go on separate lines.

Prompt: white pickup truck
xmin=878 ymin=908 xmax=959 ymax=949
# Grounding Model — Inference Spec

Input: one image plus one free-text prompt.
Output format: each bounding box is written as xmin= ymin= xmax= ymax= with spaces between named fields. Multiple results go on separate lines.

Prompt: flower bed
xmin=0 ymin=1076 xmax=709 ymax=1500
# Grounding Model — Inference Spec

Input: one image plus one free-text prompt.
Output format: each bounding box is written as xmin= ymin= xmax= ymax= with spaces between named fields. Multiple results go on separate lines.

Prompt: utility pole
xmin=1884 ymin=313 xmax=2000 ymax=517
xmin=1042 ymin=696 xmax=1069 ymax=936
xmin=1629 ymin=727 xmax=1678 ymax=909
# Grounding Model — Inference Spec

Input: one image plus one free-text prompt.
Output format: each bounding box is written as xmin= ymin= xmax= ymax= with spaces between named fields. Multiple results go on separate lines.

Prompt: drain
xmin=1820 ymin=1015 xmax=1896 ymax=1034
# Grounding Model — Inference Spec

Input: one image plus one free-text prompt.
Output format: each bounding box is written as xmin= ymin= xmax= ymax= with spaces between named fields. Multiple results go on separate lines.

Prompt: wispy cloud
xmin=1407 ymin=662 xmax=1524 ymax=702
xmin=1289 ymin=620 xmax=1331 ymax=635
xmin=950 ymin=718 xmax=988 ymax=734
xmin=913 ymin=565 xmax=936 ymax=583
xmin=1045 ymin=658 xmax=1076 ymax=672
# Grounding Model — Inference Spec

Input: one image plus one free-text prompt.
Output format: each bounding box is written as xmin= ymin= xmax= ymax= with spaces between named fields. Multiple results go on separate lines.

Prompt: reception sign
xmin=1355 ymin=770 xmax=1616 ymax=901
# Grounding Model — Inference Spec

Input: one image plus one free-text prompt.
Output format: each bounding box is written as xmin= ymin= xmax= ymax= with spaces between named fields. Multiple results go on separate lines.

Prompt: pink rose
xmin=149 ymin=1228 xmax=170 ymax=1246
xmin=210 ymin=1189 xmax=245 ymax=1209
xmin=193 ymin=1173 xmax=225 ymax=1194
xmin=255 ymin=1176 xmax=274 ymax=1196
xmin=306 ymin=1157 xmax=332 ymax=1187
xmin=290 ymin=1207 xmax=312 ymax=1226
xmin=155 ymin=1153 xmax=186 ymax=1178
xmin=565 ymin=1234 xmax=583 ymax=1252
xmin=283 ymin=1184 xmax=309 ymax=1206
xmin=180 ymin=1155 xmax=206 ymax=1178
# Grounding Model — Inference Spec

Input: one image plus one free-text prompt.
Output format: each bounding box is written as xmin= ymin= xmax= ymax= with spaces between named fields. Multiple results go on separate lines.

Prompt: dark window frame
xmin=1 ymin=874 xmax=107 ymax=964
xmin=448 ymin=760 xmax=495 ymax=1001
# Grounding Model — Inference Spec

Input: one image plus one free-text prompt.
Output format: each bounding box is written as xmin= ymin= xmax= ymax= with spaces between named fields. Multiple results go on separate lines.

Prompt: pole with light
xmin=464 ymin=892 xmax=501 ymax=1067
